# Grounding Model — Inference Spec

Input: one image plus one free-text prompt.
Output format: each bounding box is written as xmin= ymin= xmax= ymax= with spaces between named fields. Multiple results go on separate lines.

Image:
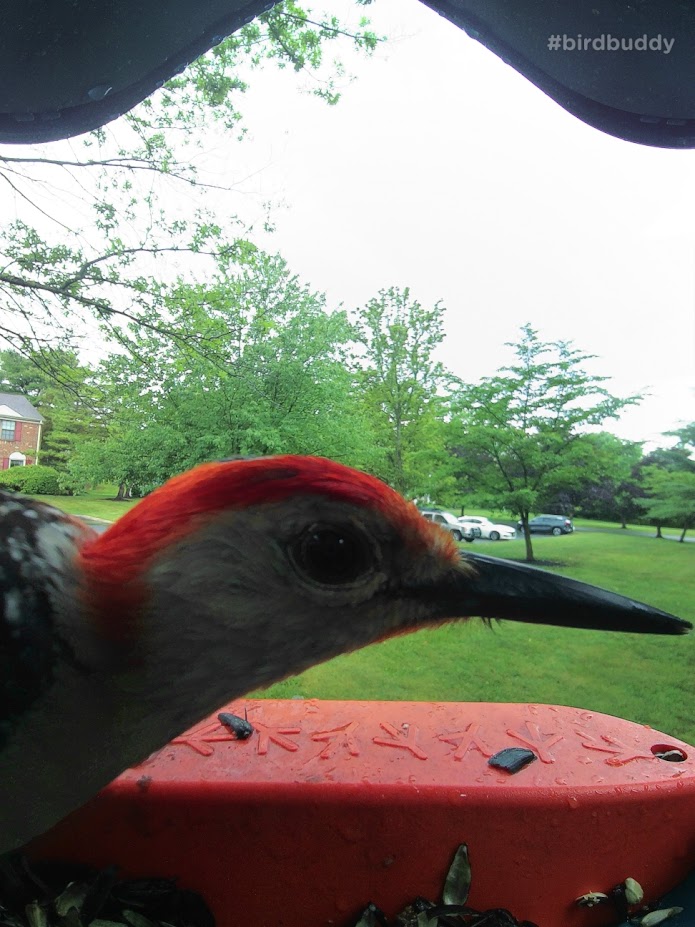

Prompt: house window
xmin=9 ymin=458 xmax=25 ymax=467
xmin=1 ymin=420 xmax=16 ymax=441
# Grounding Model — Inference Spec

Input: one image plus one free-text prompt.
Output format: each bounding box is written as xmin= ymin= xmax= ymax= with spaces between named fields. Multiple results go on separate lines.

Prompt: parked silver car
xmin=419 ymin=509 xmax=480 ymax=542
xmin=518 ymin=514 xmax=574 ymax=536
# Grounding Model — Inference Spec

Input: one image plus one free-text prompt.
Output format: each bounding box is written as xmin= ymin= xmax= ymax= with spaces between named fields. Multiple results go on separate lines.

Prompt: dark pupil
xmin=295 ymin=527 xmax=370 ymax=586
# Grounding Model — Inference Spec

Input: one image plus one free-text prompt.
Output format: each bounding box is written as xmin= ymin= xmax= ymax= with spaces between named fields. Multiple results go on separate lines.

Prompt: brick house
xmin=0 ymin=393 xmax=43 ymax=469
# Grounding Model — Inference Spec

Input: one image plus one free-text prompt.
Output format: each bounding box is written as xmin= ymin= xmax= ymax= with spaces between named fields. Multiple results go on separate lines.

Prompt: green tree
xmin=69 ymin=250 xmax=376 ymax=494
xmin=0 ymin=4 xmax=380 ymax=365
xmin=667 ymin=421 xmax=695 ymax=451
xmin=635 ymin=423 xmax=695 ymax=538
xmin=638 ymin=467 xmax=695 ymax=541
xmin=353 ymin=286 xmax=453 ymax=497
xmin=536 ymin=433 xmax=643 ymax=527
xmin=0 ymin=349 xmax=101 ymax=470
xmin=636 ymin=443 xmax=694 ymax=537
xmin=450 ymin=325 xmax=639 ymax=562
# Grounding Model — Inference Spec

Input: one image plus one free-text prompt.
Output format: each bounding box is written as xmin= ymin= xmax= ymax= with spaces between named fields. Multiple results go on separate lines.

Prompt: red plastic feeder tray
xmin=29 ymin=700 xmax=695 ymax=927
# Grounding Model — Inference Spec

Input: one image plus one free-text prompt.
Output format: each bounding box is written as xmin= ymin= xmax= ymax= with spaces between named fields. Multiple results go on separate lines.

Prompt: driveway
xmin=76 ymin=516 xmax=111 ymax=535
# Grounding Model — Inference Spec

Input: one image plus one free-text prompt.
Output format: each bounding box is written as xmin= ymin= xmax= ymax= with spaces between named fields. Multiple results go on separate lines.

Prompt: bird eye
xmin=290 ymin=524 xmax=374 ymax=586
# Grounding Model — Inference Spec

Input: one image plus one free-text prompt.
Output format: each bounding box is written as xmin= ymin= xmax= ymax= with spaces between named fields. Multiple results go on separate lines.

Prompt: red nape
xmin=79 ymin=454 xmax=458 ymax=593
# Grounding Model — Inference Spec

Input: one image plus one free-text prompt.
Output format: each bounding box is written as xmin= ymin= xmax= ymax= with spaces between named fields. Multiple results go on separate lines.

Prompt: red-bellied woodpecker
xmin=1 ymin=455 xmax=690 ymax=853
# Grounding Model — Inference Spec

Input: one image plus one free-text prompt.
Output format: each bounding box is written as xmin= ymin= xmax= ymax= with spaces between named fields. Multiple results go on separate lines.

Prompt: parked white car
xmin=419 ymin=509 xmax=480 ymax=542
xmin=457 ymin=516 xmax=516 ymax=541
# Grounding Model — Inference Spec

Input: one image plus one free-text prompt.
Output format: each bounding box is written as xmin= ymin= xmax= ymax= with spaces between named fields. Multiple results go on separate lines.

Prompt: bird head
xmin=77 ymin=455 xmax=690 ymax=719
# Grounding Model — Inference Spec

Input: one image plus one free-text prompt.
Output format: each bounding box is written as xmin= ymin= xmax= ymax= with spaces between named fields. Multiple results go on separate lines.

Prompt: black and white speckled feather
xmin=0 ymin=491 xmax=95 ymax=749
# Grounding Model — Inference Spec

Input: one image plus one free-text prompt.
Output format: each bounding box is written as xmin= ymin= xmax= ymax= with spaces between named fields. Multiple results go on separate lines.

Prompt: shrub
xmin=0 ymin=465 xmax=64 ymax=494
xmin=57 ymin=471 xmax=86 ymax=496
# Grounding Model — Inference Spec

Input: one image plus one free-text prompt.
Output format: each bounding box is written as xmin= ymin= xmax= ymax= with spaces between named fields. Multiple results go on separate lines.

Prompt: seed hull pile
xmin=0 ymin=859 xmax=214 ymax=927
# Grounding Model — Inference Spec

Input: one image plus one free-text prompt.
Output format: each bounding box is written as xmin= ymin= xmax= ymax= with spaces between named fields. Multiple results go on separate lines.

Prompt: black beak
xmin=431 ymin=551 xmax=692 ymax=635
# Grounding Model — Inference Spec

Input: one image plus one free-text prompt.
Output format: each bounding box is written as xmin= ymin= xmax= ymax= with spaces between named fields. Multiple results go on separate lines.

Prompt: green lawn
xmin=26 ymin=486 xmax=139 ymax=521
xmin=26 ymin=491 xmax=695 ymax=745
xmin=572 ymin=517 xmax=684 ymax=535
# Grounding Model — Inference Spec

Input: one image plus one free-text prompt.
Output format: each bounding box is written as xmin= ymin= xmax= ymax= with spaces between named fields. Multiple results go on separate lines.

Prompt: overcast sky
xmin=207 ymin=0 xmax=694 ymax=448
xmin=1 ymin=0 xmax=692 ymax=448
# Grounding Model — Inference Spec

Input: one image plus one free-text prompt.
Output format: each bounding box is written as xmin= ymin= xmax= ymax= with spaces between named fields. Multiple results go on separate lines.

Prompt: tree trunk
xmin=393 ymin=415 xmax=404 ymax=495
xmin=679 ymin=524 xmax=689 ymax=542
xmin=116 ymin=482 xmax=127 ymax=500
xmin=620 ymin=515 xmax=627 ymax=529
xmin=519 ymin=511 xmax=535 ymax=562
xmin=655 ymin=522 xmax=663 ymax=539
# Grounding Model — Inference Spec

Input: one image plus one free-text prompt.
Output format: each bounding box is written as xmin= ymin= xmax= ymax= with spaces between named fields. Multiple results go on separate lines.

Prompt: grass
xmin=27 ymin=489 xmax=695 ymax=744
xmin=26 ymin=486 xmax=140 ymax=521
xmin=572 ymin=517 xmax=685 ymax=536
